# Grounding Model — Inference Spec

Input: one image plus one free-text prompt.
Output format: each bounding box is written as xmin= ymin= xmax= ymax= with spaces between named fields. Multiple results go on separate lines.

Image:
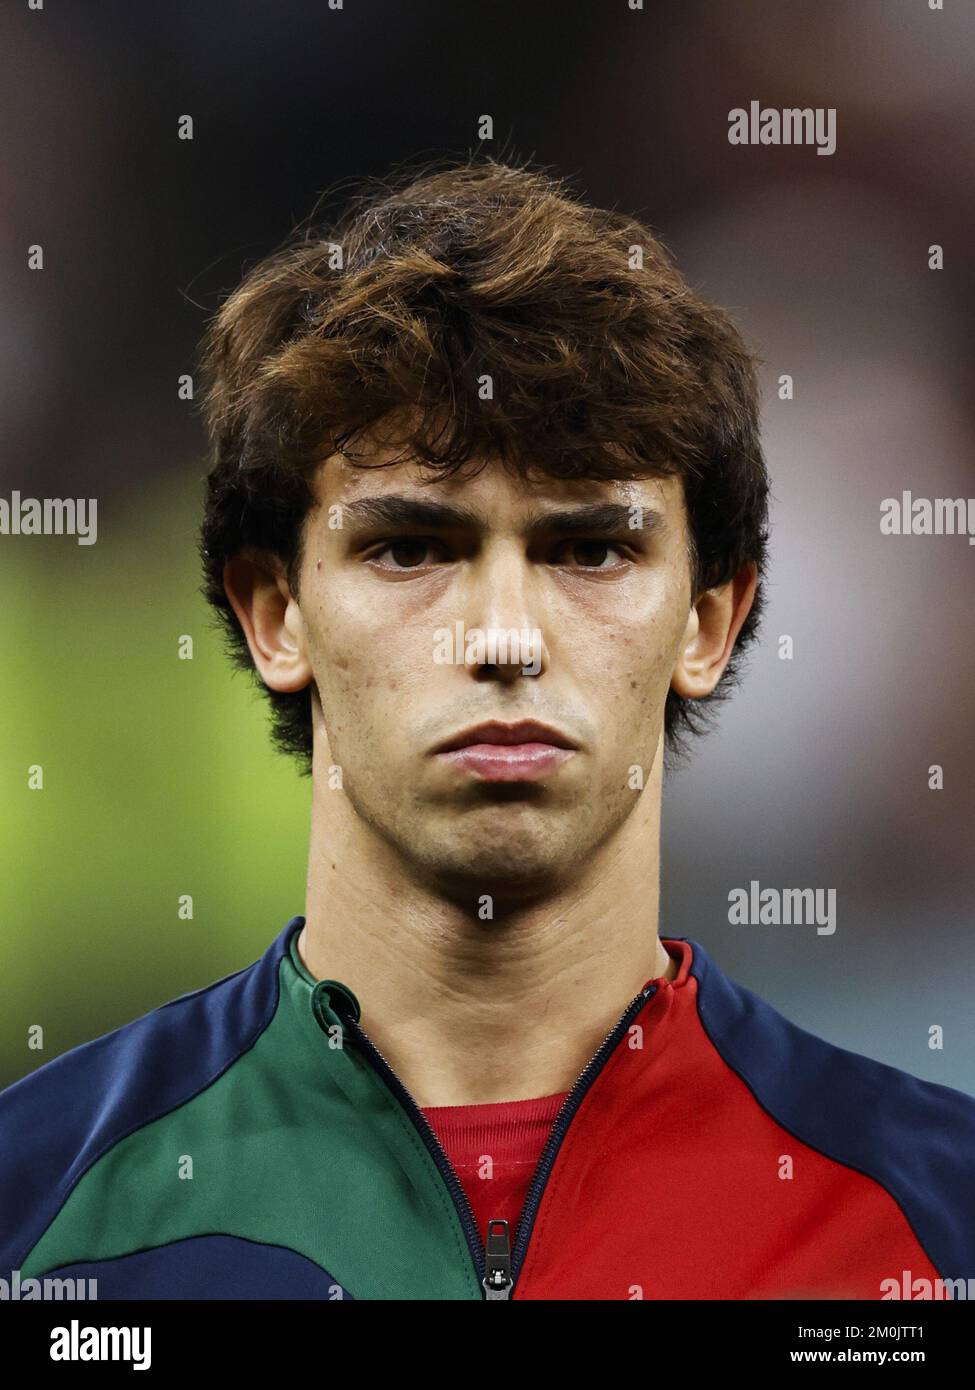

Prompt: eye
xmin=366 ymin=536 xmax=449 ymax=571
xmin=552 ymin=539 xmax=629 ymax=570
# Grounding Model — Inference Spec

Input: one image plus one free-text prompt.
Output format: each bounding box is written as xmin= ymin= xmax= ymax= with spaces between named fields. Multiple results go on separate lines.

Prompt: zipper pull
xmin=482 ymin=1219 xmax=513 ymax=1300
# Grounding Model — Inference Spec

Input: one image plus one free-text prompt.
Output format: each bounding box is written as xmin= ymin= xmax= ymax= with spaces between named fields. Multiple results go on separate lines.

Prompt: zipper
xmin=483 ymin=1218 xmax=513 ymax=1300
xmin=337 ymin=1010 xmax=489 ymax=1288
xmin=328 ymin=981 xmax=657 ymax=1299
xmin=506 ymin=983 xmax=657 ymax=1295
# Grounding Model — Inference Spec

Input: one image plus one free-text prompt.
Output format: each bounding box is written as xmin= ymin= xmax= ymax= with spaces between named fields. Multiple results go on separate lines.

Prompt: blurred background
xmin=1 ymin=0 xmax=972 ymax=1091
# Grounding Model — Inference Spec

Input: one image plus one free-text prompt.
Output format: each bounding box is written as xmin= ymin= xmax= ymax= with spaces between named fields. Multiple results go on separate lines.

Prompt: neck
xmin=297 ymin=746 xmax=675 ymax=1107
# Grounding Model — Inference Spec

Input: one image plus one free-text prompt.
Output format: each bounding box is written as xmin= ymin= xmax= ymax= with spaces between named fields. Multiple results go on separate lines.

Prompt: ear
xmin=670 ymin=562 xmax=758 ymax=700
xmin=222 ymin=550 xmax=313 ymax=694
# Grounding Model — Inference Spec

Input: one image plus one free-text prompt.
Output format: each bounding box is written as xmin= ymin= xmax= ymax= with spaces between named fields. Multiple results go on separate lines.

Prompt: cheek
xmin=303 ymin=596 xmax=434 ymax=725
xmin=570 ymin=580 xmax=687 ymax=690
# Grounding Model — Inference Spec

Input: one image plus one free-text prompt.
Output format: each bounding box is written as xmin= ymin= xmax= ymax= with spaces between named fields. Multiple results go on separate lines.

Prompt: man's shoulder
xmin=688 ymin=937 xmax=975 ymax=1278
xmin=689 ymin=937 xmax=975 ymax=1135
xmin=0 ymin=920 xmax=295 ymax=1272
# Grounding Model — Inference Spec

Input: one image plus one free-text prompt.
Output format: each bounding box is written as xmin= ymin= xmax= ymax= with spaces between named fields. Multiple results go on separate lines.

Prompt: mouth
xmin=432 ymin=720 xmax=579 ymax=783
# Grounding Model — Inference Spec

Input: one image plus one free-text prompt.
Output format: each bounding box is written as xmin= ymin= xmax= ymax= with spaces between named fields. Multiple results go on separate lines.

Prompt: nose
xmin=460 ymin=538 xmax=548 ymax=681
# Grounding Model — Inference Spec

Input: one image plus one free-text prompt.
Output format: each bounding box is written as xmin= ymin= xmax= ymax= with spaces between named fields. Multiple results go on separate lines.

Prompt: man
xmin=2 ymin=158 xmax=973 ymax=1301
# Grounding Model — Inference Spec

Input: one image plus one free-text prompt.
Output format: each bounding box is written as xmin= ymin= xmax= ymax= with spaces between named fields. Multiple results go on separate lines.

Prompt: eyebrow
xmin=339 ymin=495 xmax=668 ymax=537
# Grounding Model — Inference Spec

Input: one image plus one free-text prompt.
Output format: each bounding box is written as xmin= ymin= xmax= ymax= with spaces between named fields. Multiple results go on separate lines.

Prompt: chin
xmin=414 ymin=838 xmax=575 ymax=906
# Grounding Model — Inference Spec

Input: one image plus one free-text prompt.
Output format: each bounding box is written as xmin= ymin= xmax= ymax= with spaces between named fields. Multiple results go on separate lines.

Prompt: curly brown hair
xmin=197 ymin=155 xmax=770 ymax=777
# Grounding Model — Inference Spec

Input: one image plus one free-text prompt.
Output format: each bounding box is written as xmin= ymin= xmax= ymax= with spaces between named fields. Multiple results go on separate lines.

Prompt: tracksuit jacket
xmin=1 ymin=914 xmax=974 ymax=1300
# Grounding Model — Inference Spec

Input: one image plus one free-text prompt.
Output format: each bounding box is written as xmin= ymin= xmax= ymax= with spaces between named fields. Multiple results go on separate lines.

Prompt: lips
xmin=432 ymin=720 xmax=578 ymax=754
xmin=432 ymin=721 xmax=579 ymax=783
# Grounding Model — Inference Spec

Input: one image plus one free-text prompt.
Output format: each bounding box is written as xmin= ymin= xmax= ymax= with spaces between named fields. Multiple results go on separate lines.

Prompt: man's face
xmin=289 ymin=445 xmax=696 ymax=901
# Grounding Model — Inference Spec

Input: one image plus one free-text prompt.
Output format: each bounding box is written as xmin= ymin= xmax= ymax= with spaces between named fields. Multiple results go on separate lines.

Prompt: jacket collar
xmin=276 ymin=912 xmax=698 ymax=1015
